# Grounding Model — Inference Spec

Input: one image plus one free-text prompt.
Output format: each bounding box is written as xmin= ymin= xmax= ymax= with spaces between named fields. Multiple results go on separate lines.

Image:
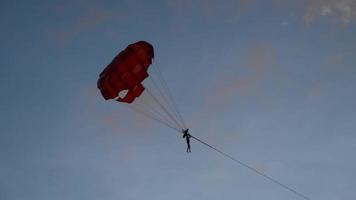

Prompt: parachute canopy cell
xmin=97 ymin=41 xmax=154 ymax=103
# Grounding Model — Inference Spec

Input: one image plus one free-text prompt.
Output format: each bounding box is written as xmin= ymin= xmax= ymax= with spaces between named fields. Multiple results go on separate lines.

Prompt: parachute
xmin=97 ymin=41 xmax=187 ymax=131
xmin=97 ymin=41 xmax=154 ymax=103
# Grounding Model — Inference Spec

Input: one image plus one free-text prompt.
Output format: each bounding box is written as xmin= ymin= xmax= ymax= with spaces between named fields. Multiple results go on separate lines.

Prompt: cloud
xmin=180 ymin=44 xmax=276 ymax=145
xmin=43 ymin=2 xmax=126 ymax=46
xmin=306 ymin=82 xmax=324 ymax=99
xmin=166 ymin=0 xmax=255 ymax=20
xmin=167 ymin=0 xmax=356 ymax=25
xmin=201 ymin=43 xmax=274 ymax=110
xmin=273 ymin=0 xmax=356 ymax=25
xmin=323 ymin=53 xmax=347 ymax=66
xmin=281 ymin=19 xmax=290 ymax=26
xmin=245 ymin=44 xmax=274 ymax=71
xmin=304 ymin=0 xmax=356 ymax=24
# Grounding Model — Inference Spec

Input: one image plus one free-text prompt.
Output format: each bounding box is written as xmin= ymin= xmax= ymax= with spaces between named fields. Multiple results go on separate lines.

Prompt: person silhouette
xmin=182 ymin=129 xmax=191 ymax=153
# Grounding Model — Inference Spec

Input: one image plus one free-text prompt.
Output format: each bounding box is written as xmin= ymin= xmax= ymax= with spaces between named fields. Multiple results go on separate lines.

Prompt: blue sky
xmin=1 ymin=0 xmax=356 ymax=199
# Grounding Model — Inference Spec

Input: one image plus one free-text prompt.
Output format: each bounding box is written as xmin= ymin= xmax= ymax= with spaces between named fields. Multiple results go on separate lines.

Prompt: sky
xmin=1 ymin=0 xmax=356 ymax=199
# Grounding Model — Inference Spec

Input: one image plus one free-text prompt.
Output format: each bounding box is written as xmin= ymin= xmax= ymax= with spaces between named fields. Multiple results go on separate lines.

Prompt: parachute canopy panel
xmin=97 ymin=41 xmax=154 ymax=103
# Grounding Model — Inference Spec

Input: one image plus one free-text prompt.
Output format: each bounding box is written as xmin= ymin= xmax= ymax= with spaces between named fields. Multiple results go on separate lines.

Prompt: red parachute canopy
xmin=97 ymin=41 xmax=154 ymax=103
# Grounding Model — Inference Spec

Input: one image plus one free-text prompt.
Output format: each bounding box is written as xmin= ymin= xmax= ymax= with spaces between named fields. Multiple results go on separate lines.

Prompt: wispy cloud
xmin=273 ymin=0 xmax=356 ymax=25
xmin=43 ymin=2 xmax=126 ymax=46
xmin=245 ymin=44 xmax=274 ymax=71
xmin=166 ymin=0 xmax=255 ymax=21
xmin=281 ymin=19 xmax=290 ymax=26
xmin=168 ymin=0 xmax=356 ymax=25
xmin=304 ymin=0 xmax=356 ymax=24
xmin=201 ymin=43 xmax=275 ymax=110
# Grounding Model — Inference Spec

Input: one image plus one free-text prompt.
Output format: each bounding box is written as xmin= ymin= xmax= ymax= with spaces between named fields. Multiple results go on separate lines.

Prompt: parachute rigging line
xmin=146 ymin=72 xmax=185 ymax=129
xmin=130 ymin=98 xmax=179 ymax=130
xmin=145 ymin=87 xmax=184 ymax=130
xmin=150 ymin=61 xmax=183 ymax=126
xmin=127 ymin=104 xmax=181 ymax=132
xmin=152 ymin=61 xmax=187 ymax=128
xmin=190 ymin=134 xmax=312 ymax=200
